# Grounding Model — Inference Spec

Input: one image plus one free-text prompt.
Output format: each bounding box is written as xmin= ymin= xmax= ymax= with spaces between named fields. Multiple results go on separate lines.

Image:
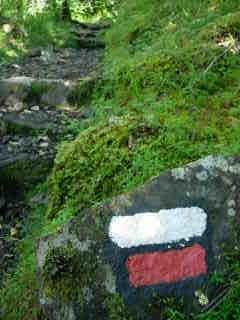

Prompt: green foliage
xmin=148 ymin=295 xmax=186 ymax=320
xmin=104 ymin=294 xmax=132 ymax=320
xmin=0 ymin=185 xmax=48 ymax=320
xmin=195 ymin=250 xmax=240 ymax=320
xmin=48 ymin=111 xmax=216 ymax=218
xmin=74 ymin=0 xmax=119 ymax=18
xmin=0 ymin=0 xmax=115 ymax=63
xmin=0 ymin=12 xmax=77 ymax=64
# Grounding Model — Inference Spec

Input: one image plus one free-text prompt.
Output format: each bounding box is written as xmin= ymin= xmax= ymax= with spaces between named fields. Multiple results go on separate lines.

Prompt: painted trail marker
xmin=126 ymin=244 xmax=207 ymax=288
xmin=37 ymin=155 xmax=240 ymax=319
xmin=109 ymin=207 xmax=207 ymax=248
xmin=109 ymin=207 xmax=208 ymax=288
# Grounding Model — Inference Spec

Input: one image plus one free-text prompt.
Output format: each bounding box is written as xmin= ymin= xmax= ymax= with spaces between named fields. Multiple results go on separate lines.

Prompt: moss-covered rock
xmin=37 ymin=155 xmax=240 ymax=320
xmin=47 ymin=115 xmax=159 ymax=218
xmin=37 ymin=211 xmax=117 ymax=319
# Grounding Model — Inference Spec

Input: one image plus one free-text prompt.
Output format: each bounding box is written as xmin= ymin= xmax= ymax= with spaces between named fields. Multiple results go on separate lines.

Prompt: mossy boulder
xmin=37 ymin=155 xmax=240 ymax=320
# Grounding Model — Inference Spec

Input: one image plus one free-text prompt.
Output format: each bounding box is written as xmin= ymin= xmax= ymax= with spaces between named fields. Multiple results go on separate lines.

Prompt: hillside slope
xmin=50 ymin=0 xmax=240 ymax=216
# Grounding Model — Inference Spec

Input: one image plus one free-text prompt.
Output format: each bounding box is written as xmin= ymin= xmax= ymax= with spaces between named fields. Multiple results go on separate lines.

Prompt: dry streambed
xmin=0 ymin=22 xmax=105 ymax=286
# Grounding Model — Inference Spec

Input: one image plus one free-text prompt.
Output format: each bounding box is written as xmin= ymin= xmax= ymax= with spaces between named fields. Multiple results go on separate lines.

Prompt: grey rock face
xmin=37 ymin=155 xmax=240 ymax=320
xmin=0 ymin=47 xmax=102 ymax=81
xmin=0 ymin=77 xmax=77 ymax=106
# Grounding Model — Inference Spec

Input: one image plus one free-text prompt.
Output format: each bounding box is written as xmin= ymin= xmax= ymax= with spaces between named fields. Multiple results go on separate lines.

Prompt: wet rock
xmin=0 ymin=75 xmax=100 ymax=108
xmin=77 ymin=21 xmax=111 ymax=31
xmin=31 ymin=105 xmax=40 ymax=111
xmin=0 ymin=77 xmax=79 ymax=106
xmin=30 ymin=192 xmax=47 ymax=205
xmin=70 ymin=24 xmax=105 ymax=49
xmin=4 ymin=96 xmax=25 ymax=112
xmin=0 ymin=77 xmax=30 ymax=105
xmin=0 ymin=119 xmax=7 ymax=135
xmin=2 ymin=111 xmax=50 ymax=132
xmin=0 ymin=135 xmax=54 ymax=188
xmin=28 ymin=48 xmax=42 ymax=58
xmin=0 ymin=197 xmax=5 ymax=209
xmin=37 ymin=155 xmax=240 ymax=320
xmin=2 ymin=24 xmax=13 ymax=33
xmin=0 ymin=47 xmax=103 ymax=81
xmin=74 ymin=37 xmax=105 ymax=49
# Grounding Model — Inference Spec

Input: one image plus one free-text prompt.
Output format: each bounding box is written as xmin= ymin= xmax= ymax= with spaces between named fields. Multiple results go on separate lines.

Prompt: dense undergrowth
xmin=0 ymin=0 xmax=113 ymax=63
xmin=0 ymin=12 xmax=79 ymax=63
xmin=1 ymin=0 xmax=240 ymax=319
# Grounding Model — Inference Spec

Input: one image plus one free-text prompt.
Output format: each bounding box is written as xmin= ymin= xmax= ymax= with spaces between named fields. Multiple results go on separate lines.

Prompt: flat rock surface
xmin=0 ymin=103 xmax=87 ymax=169
xmin=0 ymin=47 xmax=103 ymax=80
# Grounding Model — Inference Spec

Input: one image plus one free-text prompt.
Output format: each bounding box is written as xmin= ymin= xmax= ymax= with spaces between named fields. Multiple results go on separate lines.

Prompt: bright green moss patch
xmin=48 ymin=106 xmax=240 ymax=219
xmin=0 ymin=193 xmax=48 ymax=320
xmin=104 ymin=293 xmax=133 ymax=320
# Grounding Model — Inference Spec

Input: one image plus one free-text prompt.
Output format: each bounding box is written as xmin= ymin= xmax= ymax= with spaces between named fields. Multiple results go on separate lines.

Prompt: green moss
xmin=104 ymin=294 xmax=133 ymax=320
xmin=0 ymin=196 xmax=48 ymax=320
xmin=48 ymin=116 xmax=153 ymax=217
xmin=29 ymin=82 xmax=46 ymax=100
xmin=68 ymin=76 xmax=97 ymax=106
xmin=43 ymin=243 xmax=98 ymax=301
xmin=195 ymin=249 xmax=240 ymax=320
xmin=0 ymin=157 xmax=52 ymax=191
xmin=147 ymin=295 xmax=186 ymax=320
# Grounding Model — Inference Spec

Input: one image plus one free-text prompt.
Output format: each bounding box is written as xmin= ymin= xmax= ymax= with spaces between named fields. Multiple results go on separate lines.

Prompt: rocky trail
xmin=0 ymin=22 xmax=105 ymax=285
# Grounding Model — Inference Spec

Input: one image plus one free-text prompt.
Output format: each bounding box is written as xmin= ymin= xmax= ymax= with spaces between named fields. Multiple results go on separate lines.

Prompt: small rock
xmin=39 ymin=136 xmax=49 ymax=141
xmin=40 ymin=142 xmax=49 ymax=148
xmin=5 ymin=96 xmax=24 ymax=112
xmin=9 ymin=141 xmax=20 ymax=147
xmin=30 ymin=192 xmax=47 ymax=205
xmin=12 ymin=64 xmax=21 ymax=69
xmin=23 ymin=110 xmax=32 ymax=114
xmin=28 ymin=48 xmax=42 ymax=58
xmin=1 ymin=136 xmax=10 ymax=144
xmin=10 ymin=227 xmax=18 ymax=237
xmin=31 ymin=105 xmax=40 ymax=111
xmin=0 ymin=198 xmax=5 ymax=209
xmin=39 ymin=150 xmax=46 ymax=156
xmin=2 ymin=24 xmax=13 ymax=33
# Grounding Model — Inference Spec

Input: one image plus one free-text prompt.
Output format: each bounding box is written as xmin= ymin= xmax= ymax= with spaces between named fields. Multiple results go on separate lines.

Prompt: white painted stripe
xmin=109 ymin=207 xmax=207 ymax=248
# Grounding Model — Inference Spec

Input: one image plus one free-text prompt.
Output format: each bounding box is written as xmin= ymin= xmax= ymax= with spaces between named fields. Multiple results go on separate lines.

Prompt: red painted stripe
xmin=126 ymin=244 xmax=207 ymax=288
